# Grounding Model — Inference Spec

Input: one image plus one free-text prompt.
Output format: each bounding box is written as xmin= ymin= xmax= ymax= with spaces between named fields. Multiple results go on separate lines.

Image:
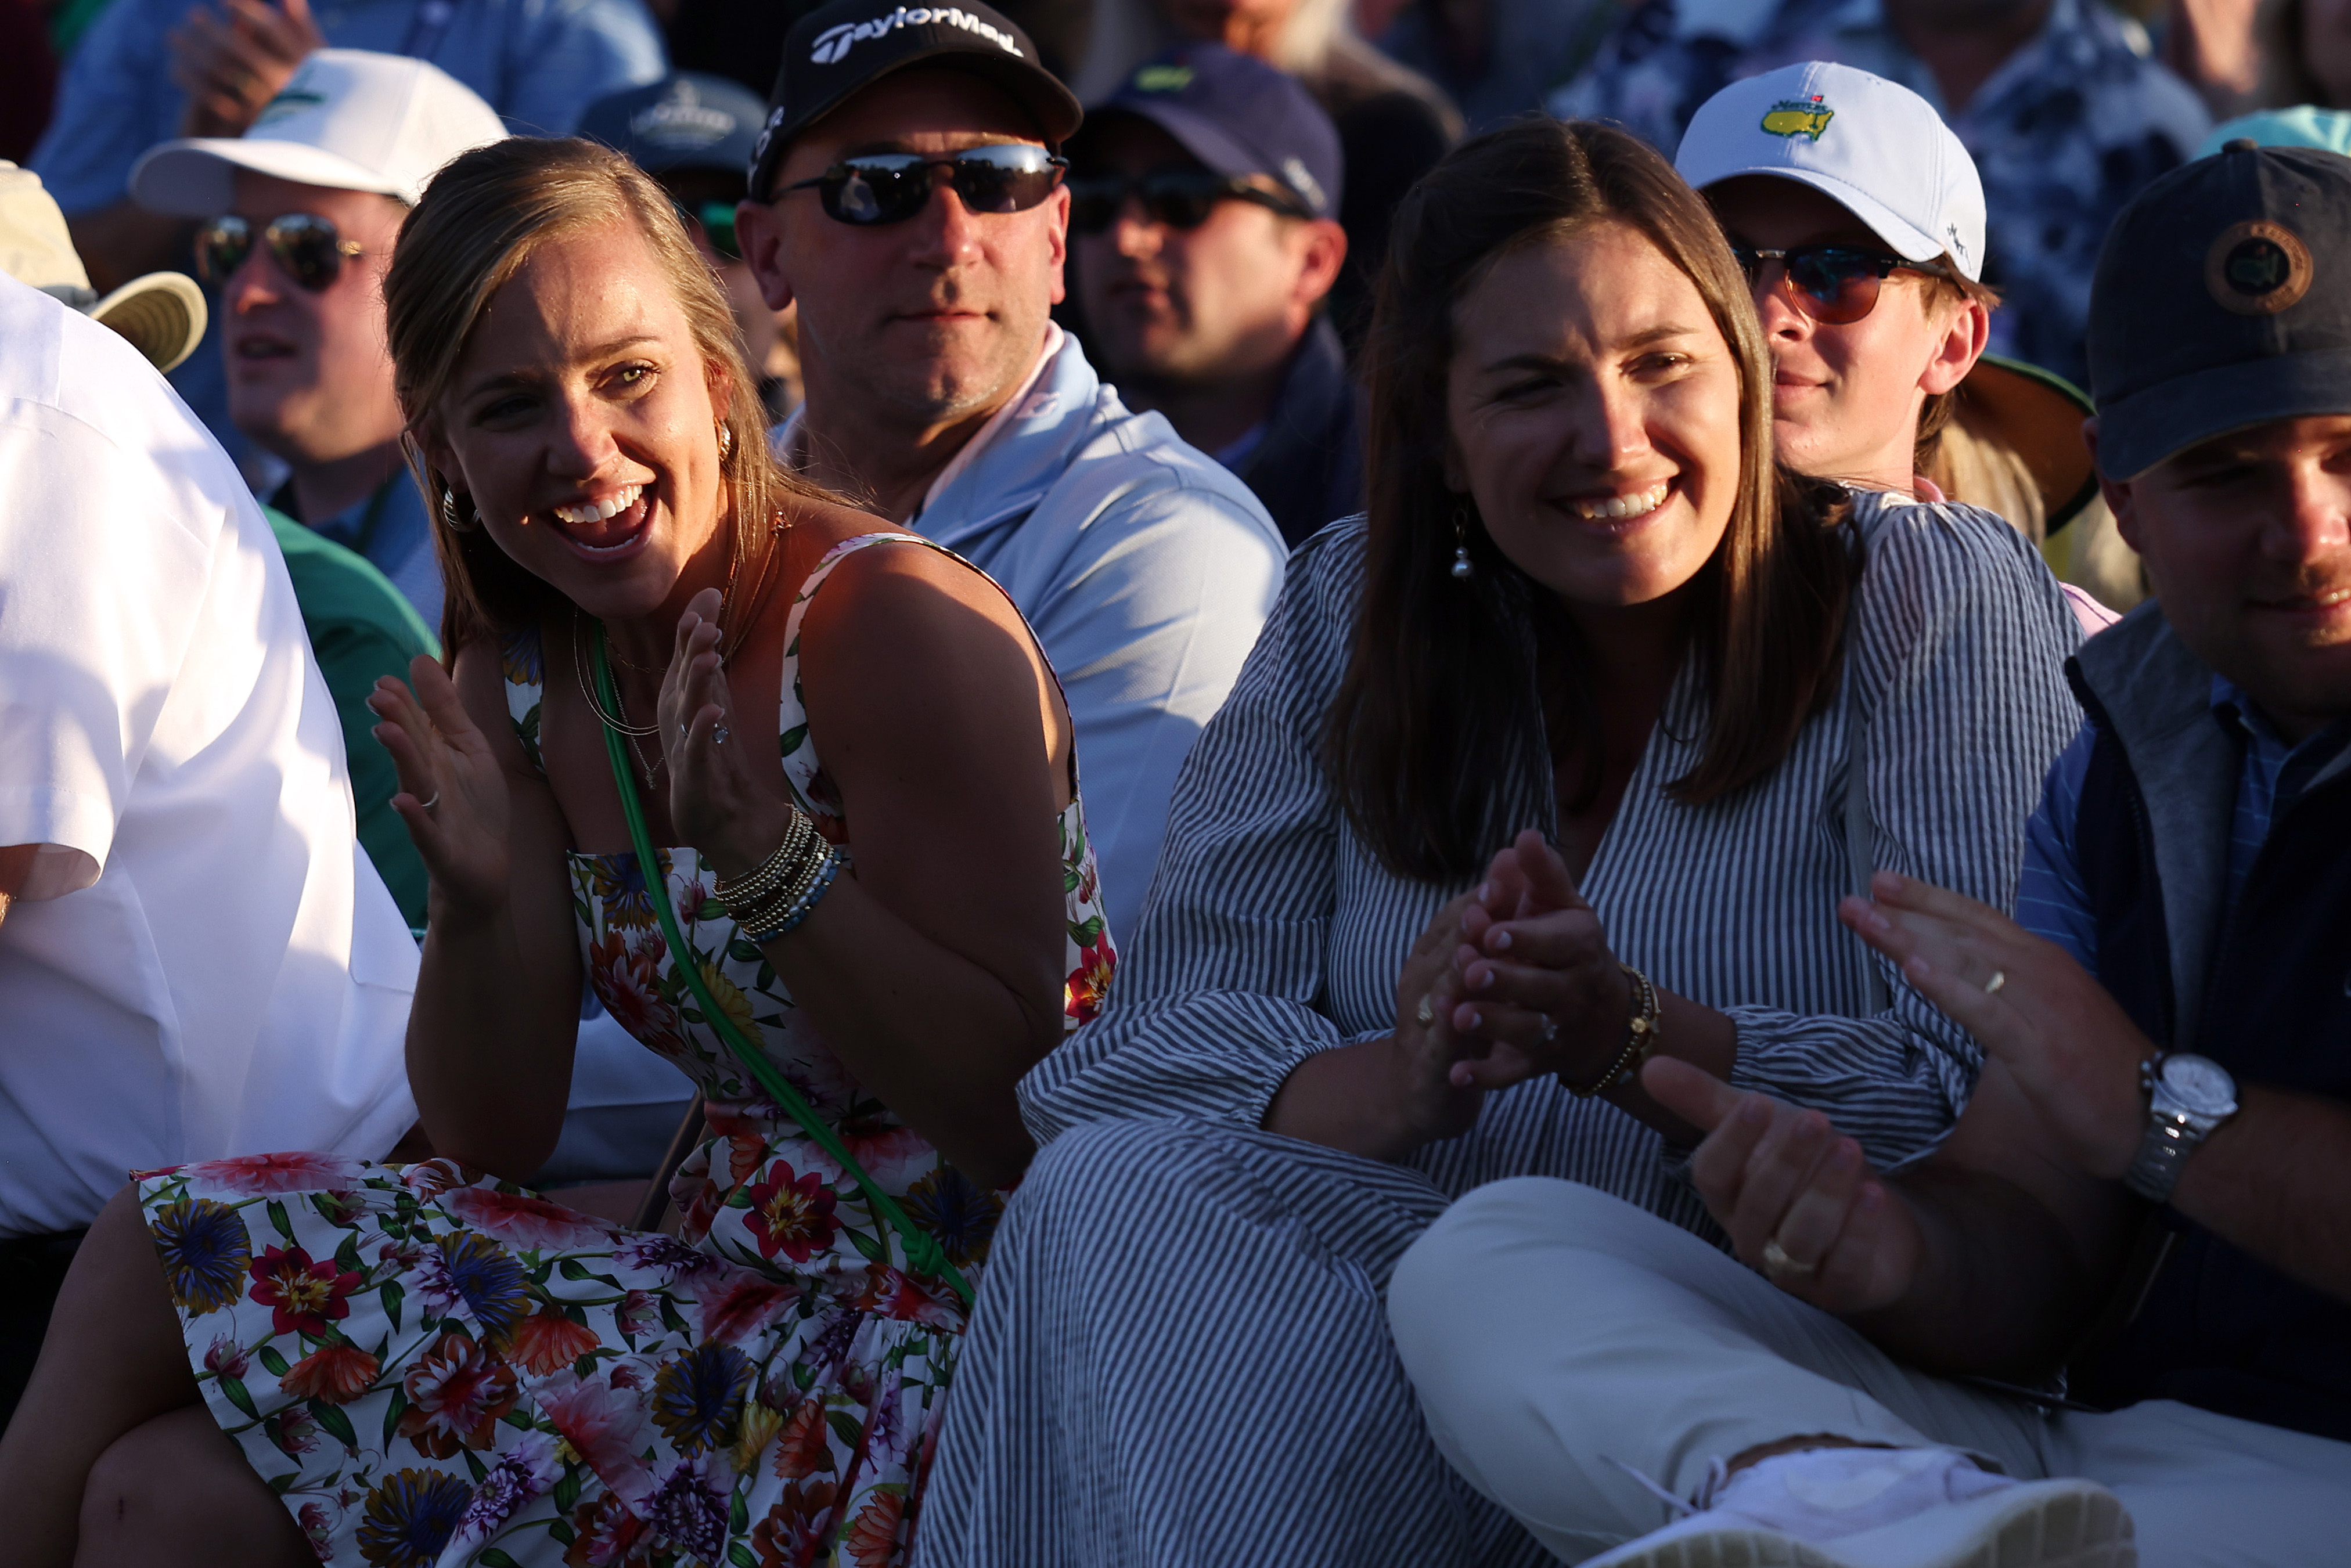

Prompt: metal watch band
xmin=2123 ymin=1115 xmax=2197 ymax=1203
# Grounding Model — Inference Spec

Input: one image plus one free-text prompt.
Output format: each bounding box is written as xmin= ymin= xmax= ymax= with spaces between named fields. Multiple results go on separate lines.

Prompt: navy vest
xmin=2066 ymin=672 xmax=2351 ymax=1442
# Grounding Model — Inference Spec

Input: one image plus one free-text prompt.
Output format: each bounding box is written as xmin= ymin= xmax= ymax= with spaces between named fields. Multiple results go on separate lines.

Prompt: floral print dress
xmin=136 ymin=533 xmax=1115 ymax=1568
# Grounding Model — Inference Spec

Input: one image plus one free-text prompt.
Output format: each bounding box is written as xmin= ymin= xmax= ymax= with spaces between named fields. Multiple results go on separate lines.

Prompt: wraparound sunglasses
xmin=782 ymin=143 xmax=1066 ymax=226
xmin=1733 ymin=242 xmax=1953 ymax=325
xmin=195 ymin=212 xmax=366 ymax=291
xmin=1066 ymin=168 xmax=1310 ymax=234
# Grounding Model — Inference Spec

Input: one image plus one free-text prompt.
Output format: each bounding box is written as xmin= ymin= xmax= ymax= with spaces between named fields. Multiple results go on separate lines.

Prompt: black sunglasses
xmin=195 ymin=212 xmax=366 ymax=291
xmin=1731 ymin=243 xmax=1952 ymax=326
xmin=782 ymin=143 xmax=1066 ymax=226
xmin=1067 ymin=168 xmax=1309 ymax=235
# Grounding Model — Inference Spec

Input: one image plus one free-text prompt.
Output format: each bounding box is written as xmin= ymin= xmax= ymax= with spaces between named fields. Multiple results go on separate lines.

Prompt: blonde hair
xmin=382 ymin=136 xmax=822 ymax=655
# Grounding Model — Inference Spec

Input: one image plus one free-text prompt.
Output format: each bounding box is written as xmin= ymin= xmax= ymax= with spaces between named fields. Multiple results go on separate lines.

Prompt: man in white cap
xmin=131 ymin=49 xmax=507 ymax=629
xmin=0 ymin=257 xmax=421 ymax=1423
xmin=1674 ymin=60 xmax=2115 ymax=635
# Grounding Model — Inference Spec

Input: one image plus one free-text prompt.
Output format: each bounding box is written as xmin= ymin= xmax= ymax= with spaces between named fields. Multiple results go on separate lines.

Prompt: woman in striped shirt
xmin=916 ymin=120 xmax=2083 ymax=1568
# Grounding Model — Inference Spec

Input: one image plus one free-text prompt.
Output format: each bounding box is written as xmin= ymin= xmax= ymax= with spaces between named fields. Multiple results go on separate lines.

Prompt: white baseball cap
xmin=1673 ymin=61 xmax=1987 ymax=282
xmin=1 ymin=161 xmax=208 ymax=371
xmin=129 ymin=49 xmax=507 ymax=218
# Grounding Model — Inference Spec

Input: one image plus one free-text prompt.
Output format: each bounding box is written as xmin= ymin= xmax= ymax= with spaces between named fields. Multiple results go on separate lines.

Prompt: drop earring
xmin=1450 ymin=504 xmax=1474 ymax=579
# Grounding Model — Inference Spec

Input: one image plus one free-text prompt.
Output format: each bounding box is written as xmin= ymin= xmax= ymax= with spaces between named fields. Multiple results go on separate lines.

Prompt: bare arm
xmin=660 ymin=554 xmax=1071 ymax=1191
xmin=369 ymin=648 xmax=583 ymax=1177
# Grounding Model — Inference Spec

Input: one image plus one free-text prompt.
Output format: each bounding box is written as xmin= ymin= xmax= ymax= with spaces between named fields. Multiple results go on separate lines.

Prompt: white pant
xmin=1387 ymin=1178 xmax=2351 ymax=1567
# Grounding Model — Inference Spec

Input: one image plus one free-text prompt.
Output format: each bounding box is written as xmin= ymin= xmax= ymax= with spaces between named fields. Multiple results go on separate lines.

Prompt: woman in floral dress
xmin=0 ymin=138 xmax=1109 ymax=1567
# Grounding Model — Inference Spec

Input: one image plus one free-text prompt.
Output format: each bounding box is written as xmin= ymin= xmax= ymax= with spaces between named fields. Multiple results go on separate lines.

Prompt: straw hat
xmin=0 ymin=161 xmax=207 ymax=372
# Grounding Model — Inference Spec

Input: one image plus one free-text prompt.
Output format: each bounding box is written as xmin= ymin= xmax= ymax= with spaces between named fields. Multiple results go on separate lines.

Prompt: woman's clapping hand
xmin=658 ymin=587 xmax=795 ymax=880
xmin=368 ymin=656 xmax=513 ymax=918
xmin=1445 ymin=829 xmax=1633 ymax=1090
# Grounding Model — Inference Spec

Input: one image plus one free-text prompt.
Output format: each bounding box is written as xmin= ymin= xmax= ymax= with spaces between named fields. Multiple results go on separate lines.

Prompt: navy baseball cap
xmin=1082 ymin=44 xmax=1342 ymax=219
xmin=578 ymin=73 xmax=770 ymax=185
xmin=749 ymin=0 xmax=1083 ymax=201
xmin=2089 ymin=141 xmax=2351 ymax=480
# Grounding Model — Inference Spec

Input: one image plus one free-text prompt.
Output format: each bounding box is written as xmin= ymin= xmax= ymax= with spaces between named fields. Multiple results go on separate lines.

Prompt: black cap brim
xmin=2096 ymin=347 xmax=2351 ymax=480
xmin=753 ymin=46 xmax=1082 ymax=201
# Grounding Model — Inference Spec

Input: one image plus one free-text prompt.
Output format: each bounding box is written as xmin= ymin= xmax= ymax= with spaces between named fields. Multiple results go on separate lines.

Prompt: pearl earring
xmin=1450 ymin=505 xmax=1474 ymax=580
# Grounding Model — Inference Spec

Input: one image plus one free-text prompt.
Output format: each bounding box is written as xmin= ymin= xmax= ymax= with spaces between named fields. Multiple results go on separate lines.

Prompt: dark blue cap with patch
xmin=1085 ymin=44 xmax=1342 ymax=219
xmin=578 ymin=73 xmax=771 ymax=186
xmin=2089 ymin=142 xmax=2351 ymax=479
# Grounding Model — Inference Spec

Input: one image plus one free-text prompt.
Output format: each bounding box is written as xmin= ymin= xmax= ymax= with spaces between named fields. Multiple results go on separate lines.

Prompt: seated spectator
xmin=1548 ymin=0 xmax=2210 ymax=388
xmin=0 ymin=269 xmax=417 ymax=1426
xmin=1073 ymin=0 xmax=1460 ymax=342
xmin=1673 ymin=61 xmax=2116 ymax=634
xmin=1385 ymin=139 xmax=2351 ymax=1568
xmin=128 ymin=49 xmax=508 ymax=629
xmin=30 ymin=0 xmax=664 ymax=459
xmin=917 ymin=119 xmax=2085 ymax=1565
xmin=1070 ymin=45 xmax=1359 ymax=547
xmin=736 ymin=0 xmax=1287 ymax=940
xmin=579 ymin=70 xmax=805 ymax=422
xmin=1364 ymin=0 xmax=1617 ymax=132
xmin=0 ymin=132 xmax=1106 ymax=1566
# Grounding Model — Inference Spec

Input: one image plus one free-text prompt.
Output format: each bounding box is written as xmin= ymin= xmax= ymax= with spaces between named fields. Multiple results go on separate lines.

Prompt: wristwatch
xmin=2122 ymin=1052 xmax=2239 ymax=1204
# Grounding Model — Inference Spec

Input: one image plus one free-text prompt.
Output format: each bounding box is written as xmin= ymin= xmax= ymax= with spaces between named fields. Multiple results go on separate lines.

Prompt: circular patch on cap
xmin=2204 ymin=220 xmax=2313 ymax=315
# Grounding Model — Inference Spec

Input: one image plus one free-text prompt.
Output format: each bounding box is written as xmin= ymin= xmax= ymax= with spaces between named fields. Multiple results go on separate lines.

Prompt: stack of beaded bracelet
xmin=1565 ymin=962 xmax=1664 ymax=1097
xmin=714 ymin=810 xmax=842 ymax=942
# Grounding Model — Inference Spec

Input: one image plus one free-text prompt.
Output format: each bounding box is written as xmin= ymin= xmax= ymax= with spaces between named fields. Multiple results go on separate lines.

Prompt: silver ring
xmin=679 ymin=720 xmax=692 ymax=741
xmin=1983 ymin=969 xmax=2006 ymax=996
xmin=711 ymin=724 xmax=730 ymax=747
xmin=417 ymin=791 xmax=440 ymax=812
xmin=1539 ymin=1015 xmax=1558 ymax=1044
xmin=1415 ymin=995 xmax=1436 ymax=1028
xmin=1760 ymin=1237 xmax=1816 ymax=1281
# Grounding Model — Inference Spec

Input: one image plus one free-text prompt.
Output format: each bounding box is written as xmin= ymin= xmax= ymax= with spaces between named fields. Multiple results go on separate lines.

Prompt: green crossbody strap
xmin=588 ymin=625 xmax=974 ymax=1309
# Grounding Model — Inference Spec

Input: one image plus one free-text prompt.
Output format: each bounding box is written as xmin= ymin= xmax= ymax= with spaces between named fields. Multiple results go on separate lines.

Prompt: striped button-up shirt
xmin=1019 ymin=492 xmax=2084 ymax=1237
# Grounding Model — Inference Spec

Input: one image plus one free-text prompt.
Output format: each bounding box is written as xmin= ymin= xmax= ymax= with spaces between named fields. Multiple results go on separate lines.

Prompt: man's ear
xmin=1918 ymin=296 xmax=1989 ymax=398
xmin=2082 ymin=416 xmax=2142 ymax=551
xmin=1044 ymin=179 xmax=1070 ymax=308
xmin=734 ymin=200 xmax=797 ymax=312
xmin=1293 ymin=218 xmax=1348 ymax=314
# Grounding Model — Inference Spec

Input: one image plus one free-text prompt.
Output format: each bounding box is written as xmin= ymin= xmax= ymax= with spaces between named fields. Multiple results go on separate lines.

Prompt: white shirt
xmin=0 ymin=277 xmax=417 ymax=1237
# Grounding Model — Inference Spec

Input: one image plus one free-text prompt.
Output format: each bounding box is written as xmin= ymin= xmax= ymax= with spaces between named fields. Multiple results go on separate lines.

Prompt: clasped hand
xmin=1387 ymin=829 xmax=1633 ymax=1145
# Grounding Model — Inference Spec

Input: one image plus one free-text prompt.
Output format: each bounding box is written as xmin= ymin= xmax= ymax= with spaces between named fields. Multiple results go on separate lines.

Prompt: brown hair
xmin=1322 ymin=119 xmax=1855 ymax=883
xmin=382 ymin=136 xmax=824 ymax=655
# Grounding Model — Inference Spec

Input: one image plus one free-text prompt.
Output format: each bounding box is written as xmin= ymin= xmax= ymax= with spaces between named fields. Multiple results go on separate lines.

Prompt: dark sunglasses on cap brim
xmin=1732 ymin=242 xmax=1953 ymax=326
xmin=782 ymin=143 xmax=1065 ymax=226
xmin=1066 ymin=168 xmax=1311 ymax=235
xmin=195 ymin=212 xmax=366 ymax=292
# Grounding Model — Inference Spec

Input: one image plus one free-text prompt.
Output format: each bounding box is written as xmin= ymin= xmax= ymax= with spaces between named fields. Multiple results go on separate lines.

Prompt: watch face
xmin=2161 ymin=1054 xmax=2238 ymax=1115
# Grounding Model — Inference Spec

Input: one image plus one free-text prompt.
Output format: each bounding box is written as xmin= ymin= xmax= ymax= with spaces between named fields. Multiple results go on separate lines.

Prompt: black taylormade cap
xmin=1082 ymin=45 xmax=1343 ymax=219
xmin=2088 ymin=141 xmax=2351 ymax=480
xmin=748 ymin=0 xmax=1084 ymax=201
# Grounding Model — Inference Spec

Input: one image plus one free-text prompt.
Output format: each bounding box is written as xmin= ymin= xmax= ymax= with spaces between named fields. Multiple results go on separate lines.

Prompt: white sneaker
xmin=1585 ymin=1446 xmax=2134 ymax=1568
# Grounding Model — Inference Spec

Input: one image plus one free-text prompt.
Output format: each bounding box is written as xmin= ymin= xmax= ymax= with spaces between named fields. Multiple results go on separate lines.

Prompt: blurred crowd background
xmin=3 ymin=0 xmax=2342 ymax=603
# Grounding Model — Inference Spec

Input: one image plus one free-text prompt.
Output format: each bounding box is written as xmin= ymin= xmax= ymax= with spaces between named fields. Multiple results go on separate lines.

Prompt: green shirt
xmin=264 ymin=505 xmax=438 ymax=928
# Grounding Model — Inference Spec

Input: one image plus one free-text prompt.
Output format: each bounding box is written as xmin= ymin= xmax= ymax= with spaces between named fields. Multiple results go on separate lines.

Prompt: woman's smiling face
xmin=423 ymin=217 xmax=730 ymax=624
xmin=1445 ymin=219 xmax=1744 ymax=611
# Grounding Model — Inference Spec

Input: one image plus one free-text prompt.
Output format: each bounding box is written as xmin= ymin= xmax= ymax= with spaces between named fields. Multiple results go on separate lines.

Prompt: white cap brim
xmin=1693 ymin=164 xmax=1947 ymax=266
xmin=90 ymin=270 xmax=209 ymax=373
xmin=130 ymin=139 xmax=410 ymax=219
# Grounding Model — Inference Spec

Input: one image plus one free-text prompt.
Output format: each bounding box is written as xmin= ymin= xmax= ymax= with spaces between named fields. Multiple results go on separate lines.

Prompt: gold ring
xmin=1983 ymin=969 xmax=2006 ymax=996
xmin=1415 ymin=995 xmax=1435 ymax=1028
xmin=1760 ymin=1237 xmax=1816 ymax=1280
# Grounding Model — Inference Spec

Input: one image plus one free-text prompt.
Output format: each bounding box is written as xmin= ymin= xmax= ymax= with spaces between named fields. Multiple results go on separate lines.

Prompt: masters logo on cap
xmin=2205 ymin=219 xmax=2313 ymax=316
xmin=1760 ymin=96 xmax=1833 ymax=142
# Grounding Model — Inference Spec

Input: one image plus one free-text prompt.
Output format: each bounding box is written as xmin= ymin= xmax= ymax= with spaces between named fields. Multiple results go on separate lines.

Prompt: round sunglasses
xmin=782 ymin=143 xmax=1065 ymax=226
xmin=195 ymin=212 xmax=367 ymax=292
xmin=1732 ymin=243 xmax=1952 ymax=325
